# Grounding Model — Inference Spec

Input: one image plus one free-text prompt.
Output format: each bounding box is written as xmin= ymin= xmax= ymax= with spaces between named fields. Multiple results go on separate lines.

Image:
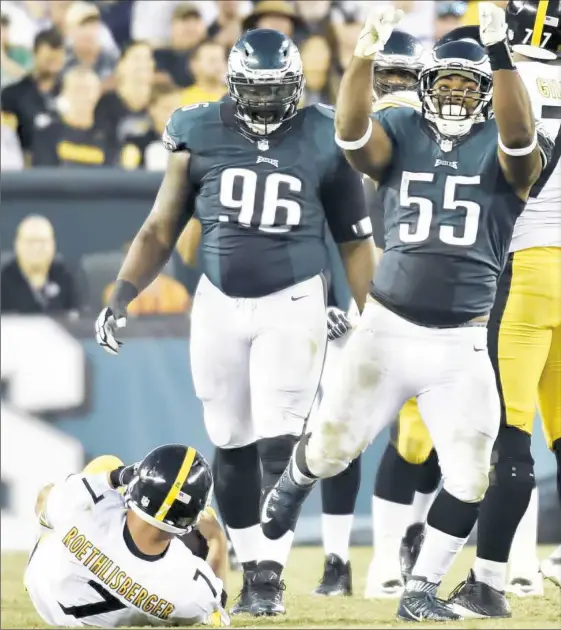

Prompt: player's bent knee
xmin=444 ymin=469 xmax=490 ymax=503
xmin=306 ymin=426 xmax=357 ymax=478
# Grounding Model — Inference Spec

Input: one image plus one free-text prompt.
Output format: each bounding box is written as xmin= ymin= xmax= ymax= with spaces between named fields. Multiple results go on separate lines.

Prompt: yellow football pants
xmin=495 ymin=247 xmax=561 ymax=448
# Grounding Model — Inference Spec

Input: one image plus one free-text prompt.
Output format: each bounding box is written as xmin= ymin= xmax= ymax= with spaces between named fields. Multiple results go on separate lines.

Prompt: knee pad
xmin=257 ymin=435 xmax=298 ymax=492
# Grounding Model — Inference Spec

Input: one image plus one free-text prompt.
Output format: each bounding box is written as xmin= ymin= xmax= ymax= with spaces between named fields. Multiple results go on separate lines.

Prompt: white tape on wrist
xmin=335 ymin=118 xmax=373 ymax=151
xmin=498 ymin=131 xmax=537 ymax=156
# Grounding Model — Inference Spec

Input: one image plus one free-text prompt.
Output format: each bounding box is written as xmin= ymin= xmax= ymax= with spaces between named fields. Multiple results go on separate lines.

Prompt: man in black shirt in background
xmin=32 ymin=65 xmax=108 ymax=167
xmin=1 ymin=215 xmax=79 ymax=315
xmin=1 ymin=28 xmax=65 ymax=164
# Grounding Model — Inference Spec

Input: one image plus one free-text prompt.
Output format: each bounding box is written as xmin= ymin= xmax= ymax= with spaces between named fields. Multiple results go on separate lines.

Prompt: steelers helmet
xmin=506 ymin=0 xmax=561 ymax=60
xmin=125 ymin=444 xmax=213 ymax=535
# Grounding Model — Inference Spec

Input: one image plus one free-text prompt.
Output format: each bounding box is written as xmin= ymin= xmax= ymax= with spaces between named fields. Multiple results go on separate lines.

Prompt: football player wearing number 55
xmin=261 ymin=2 xmax=553 ymax=622
xmin=94 ymin=27 xmax=375 ymax=616
xmin=24 ymin=445 xmax=230 ymax=628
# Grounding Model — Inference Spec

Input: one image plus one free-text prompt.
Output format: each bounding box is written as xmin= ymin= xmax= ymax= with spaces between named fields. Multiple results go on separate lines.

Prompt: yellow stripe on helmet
xmin=531 ymin=0 xmax=550 ymax=47
xmin=154 ymin=447 xmax=197 ymax=522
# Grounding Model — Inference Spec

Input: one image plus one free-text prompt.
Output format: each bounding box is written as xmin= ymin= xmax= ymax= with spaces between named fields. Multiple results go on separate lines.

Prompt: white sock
xmin=290 ymin=455 xmax=316 ymax=486
xmin=227 ymin=524 xmax=261 ymax=565
xmin=509 ymin=486 xmax=539 ymax=577
xmin=474 ymin=557 xmax=508 ymax=592
xmin=410 ymin=524 xmax=467 ymax=586
xmin=371 ymin=496 xmax=412 ymax=578
xmin=260 ymin=529 xmax=295 ymax=567
xmin=322 ymin=513 xmax=353 ymax=563
xmin=410 ymin=489 xmax=438 ymax=527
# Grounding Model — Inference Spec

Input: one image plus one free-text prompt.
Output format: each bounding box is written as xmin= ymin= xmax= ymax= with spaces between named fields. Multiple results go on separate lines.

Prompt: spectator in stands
xmin=434 ymin=1 xmax=468 ymax=41
xmin=154 ymin=3 xmax=207 ymax=89
xmin=103 ymin=243 xmax=191 ymax=316
xmin=1 ymin=12 xmax=33 ymax=87
xmin=1 ymin=28 xmax=65 ymax=165
xmin=63 ymin=1 xmax=119 ymax=86
xmin=121 ymin=84 xmax=183 ymax=170
xmin=207 ymin=0 xmax=244 ymax=49
xmin=1 ymin=215 xmax=79 ymax=315
xmin=95 ymin=0 xmax=134 ymax=49
xmin=181 ymin=40 xmax=227 ymax=106
xmin=95 ymin=41 xmax=154 ymax=158
xmin=32 ymin=65 xmax=109 ymax=167
xmin=242 ymin=0 xmax=304 ymax=39
xmin=294 ymin=1 xmax=333 ymax=41
xmin=300 ymin=35 xmax=336 ymax=106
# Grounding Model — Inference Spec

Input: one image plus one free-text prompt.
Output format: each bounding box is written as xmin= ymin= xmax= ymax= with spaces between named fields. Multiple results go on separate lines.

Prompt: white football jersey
xmin=510 ymin=60 xmax=561 ymax=252
xmin=24 ymin=473 xmax=227 ymax=628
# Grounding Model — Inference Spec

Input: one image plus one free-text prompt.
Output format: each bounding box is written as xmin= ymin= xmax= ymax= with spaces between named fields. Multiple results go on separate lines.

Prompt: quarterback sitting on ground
xmin=24 ymin=447 xmax=230 ymax=628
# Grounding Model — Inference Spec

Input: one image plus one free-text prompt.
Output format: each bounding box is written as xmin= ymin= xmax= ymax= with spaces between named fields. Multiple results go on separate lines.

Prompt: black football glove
xmin=109 ymin=462 xmax=139 ymax=489
xmin=327 ymin=307 xmax=352 ymax=341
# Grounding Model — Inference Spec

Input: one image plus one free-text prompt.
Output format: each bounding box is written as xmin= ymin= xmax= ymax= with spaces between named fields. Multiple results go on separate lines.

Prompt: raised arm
xmin=335 ymin=57 xmax=394 ymax=181
xmin=479 ymin=3 xmax=542 ymax=197
xmin=334 ymin=6 xmax=403 ymax=181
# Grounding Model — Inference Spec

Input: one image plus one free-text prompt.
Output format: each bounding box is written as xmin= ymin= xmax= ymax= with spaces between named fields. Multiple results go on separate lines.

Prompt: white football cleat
xmin=506 ymin=572 xmax=544 ymax=597
xmin=364 ymin=557 xmax=404 ymax=599
xmin=541 ymin=555 xmax=561 ymax=589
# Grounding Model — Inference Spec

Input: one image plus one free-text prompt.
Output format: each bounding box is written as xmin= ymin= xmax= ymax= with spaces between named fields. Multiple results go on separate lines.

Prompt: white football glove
xmin=95 ymin=307 xmax=127 ymax=355
xmin=327 ymin=307 xmax=352 ymax=341
xmin=354 ymin=5 xmax=404 ymax=59
xmin=479 ymin=2 xmax=508 ymax=47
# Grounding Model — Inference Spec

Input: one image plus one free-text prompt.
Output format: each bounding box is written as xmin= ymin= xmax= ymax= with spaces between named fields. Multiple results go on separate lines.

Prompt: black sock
xmin=374 ymin=442 xmax=420 ymax=504
xmin=257 ymin=434 xmax=298 ymax=497
xmin=427 ymin=488 xmax=480 ymax=539
xmin=477 ymin=428 xmax=535 ymax=563
xmin=417 ymin=449 xmax=442 ymax=494
xmin=213 ymin=444 xmax=261 ymax=529
xmin=321 ymin=454 xmax=361 ymax=515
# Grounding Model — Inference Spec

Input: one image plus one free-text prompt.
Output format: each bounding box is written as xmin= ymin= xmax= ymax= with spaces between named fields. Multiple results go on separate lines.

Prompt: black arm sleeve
xmin=320 ymin=153 xmax=372 ymax=244
xmin=530 ymin=122 xmax=560 ymax=198
xmin=363 ymin=177 xmax=386 ymax=249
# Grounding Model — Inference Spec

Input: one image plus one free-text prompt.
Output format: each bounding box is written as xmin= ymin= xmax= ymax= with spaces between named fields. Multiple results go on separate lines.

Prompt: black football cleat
xmin=313 ymin=554 xmax=352 ymax=596
xmin=397 ymin=577 xmax=463 ymax=622
xmin=261 ymin=466 xmax=316 ymax=541
xmin=400 ymin=522 xmax=425 ymax=581
xmin=230 ymin=570 xmax=253 ymax=615
xmin=447 ymin=570 xmax=512 ymax=618
xmin=249 ymin=569 xmax=286 ymax=616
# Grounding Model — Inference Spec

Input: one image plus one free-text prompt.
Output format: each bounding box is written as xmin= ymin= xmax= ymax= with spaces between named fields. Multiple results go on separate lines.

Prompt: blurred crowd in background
xmin=0 ymin=0 xmax=507 ymax=319
xmin=1 ymin=0 xmax=507 ymax=172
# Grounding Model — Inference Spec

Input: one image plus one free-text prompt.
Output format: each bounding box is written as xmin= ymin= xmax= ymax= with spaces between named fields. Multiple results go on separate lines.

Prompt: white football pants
xmin=190 ymin=274 xmax=327 ymax=449
xmin=306 ymin=300 xmax=501 ymax=504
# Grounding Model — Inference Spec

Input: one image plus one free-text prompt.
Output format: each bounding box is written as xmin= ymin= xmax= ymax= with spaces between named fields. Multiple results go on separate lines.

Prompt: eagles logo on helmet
xmin=226 ymin=29 xmax=304 ymax=136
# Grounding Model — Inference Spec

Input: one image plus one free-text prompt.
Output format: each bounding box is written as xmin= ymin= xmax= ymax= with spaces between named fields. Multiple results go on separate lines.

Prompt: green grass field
xmin=2 ymin=546 xmax=560 ymax=629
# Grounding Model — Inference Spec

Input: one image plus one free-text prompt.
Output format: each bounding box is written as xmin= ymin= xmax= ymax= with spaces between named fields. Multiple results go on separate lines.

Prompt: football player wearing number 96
xmin=24 ymin=445 xmax=230 ymax=628
xmin=261 ymin=2 xmax=553 ymax=622
xmin=94 ymin=28 xmax=375 ymax=617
